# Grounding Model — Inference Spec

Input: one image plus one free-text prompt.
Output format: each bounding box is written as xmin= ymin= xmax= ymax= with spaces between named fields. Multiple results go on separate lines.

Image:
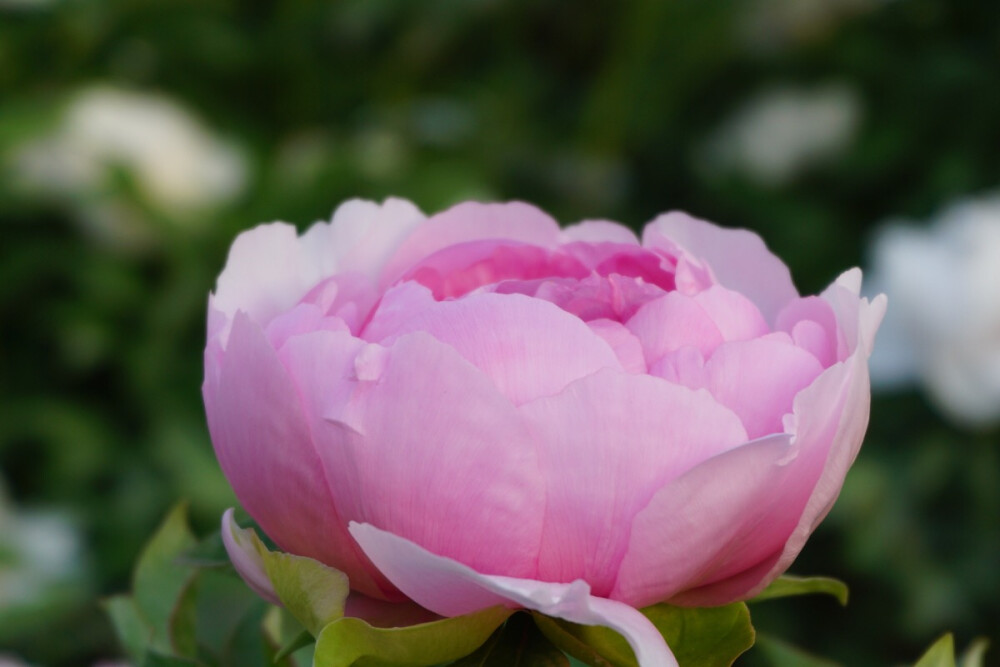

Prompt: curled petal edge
xmin=349 ymin=521 xmax=678 ymax=667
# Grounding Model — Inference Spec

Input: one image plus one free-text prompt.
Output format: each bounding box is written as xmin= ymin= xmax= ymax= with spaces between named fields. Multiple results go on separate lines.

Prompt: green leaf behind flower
xmin=750 ymin=576 xmax=849 ymax=606
xmin=534 ymin=602 xmax=754 ymax=667
xmin=450 ymin=613 xmax=570 ymax=667
xmin=915 ymin=634 xmax=956 ymax=667
xmin=313 ymin=605 xmax=513 ymax=667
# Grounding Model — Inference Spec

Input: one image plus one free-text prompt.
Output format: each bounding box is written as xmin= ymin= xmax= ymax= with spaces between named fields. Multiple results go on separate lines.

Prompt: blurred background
xmin=1 ymin=1 xmax=998 ymax=665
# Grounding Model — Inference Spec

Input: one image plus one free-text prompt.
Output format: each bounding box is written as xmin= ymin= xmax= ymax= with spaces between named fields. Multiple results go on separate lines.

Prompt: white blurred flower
xmin=701 ymin=83 xmax=861 ymax=186
xmin=0 ymin=478 xmax=86 ymax=611
xmin=10 ymin=86 xmax=247 ymax=247
xmin=868 ymin=193 xmax=1000 ymax=427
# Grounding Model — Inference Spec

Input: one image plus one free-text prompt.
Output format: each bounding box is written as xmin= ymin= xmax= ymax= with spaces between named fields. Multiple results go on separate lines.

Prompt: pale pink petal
xmin=586 ymin=320 xmax=647 ymax=374
xmin=204 ymin=313 xmax=391 ymax=599
xmin=379 ymin=201 xmax=562 ymax=288
xmin=644 ymin=212 xmax=798 ymax=323
xmin=776 ymin=297 xmax=840 ymax=367
xmin=561 ymin=220 xmax=640 ymax=245
xmin=626 ymin=292 xmax=723 ymax=364
xmin=263 ymin=303 xmax=350 ymax=350
xmin=221 ymin=508 xmax=280 ymax=605
xmin=700 ymin=336 xmax=824 ymax=439
xmin=305 ymin=198 xmax=425 ymax=280
xmin=349 ymin=523 xmax=678 ymax=667
xmin=291 ymin=332 xmax=545 ymax=580
xmin=610 ymin=433 xmax=798 ymax=607
xmin=519 ymin=369 xmax=747 ymax=597
xmin=693 ymin=286 xmax=770 ymax=342
xmin=364 ymin=288 xmax=622 ymax=404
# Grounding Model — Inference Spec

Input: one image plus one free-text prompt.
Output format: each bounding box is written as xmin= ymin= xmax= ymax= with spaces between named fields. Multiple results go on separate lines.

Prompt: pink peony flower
xmin=204 ymin=199 xmax=884 ymax=665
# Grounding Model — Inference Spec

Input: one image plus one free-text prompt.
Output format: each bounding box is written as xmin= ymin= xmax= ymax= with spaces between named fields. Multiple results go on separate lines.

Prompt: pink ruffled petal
xmin=519 ymin=369 xmax=747 ymax=597
xmin=349 ymin=523 xmax=678 ymax=667
xmin=204 ymin=314 xmax=390 ymax=599
xmin=364 ymin=287 xmax=622 ymax=405
xmin=776 ymin=296 xmax=840 ymax=367
xmin=644 ymin=212 xmax=799 ymax=323
xmin=586 ymin=320 xmax=647 ymax=374
xmin=379 ymin=201 xmax=562 ymax=287
xmin=693 ymin=286 xmax=770 ymax=343
xmin=292 ymin=331 xmax=545 ymax=580
xmin=626 ymin=292 xmax=723 ymax=365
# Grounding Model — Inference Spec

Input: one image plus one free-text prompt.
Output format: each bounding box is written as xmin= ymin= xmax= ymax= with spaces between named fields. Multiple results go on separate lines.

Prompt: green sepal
xmin=312 ymin=605 xmax=513 ymax=667
xmin=750 ymin=575 xmax=849 ymax=606
xmin=534 ymin=602 xmax=754 ymax=667
xmin=226 ymin=515 xmax=350 ymax=636
xmin=101 ymin=595 xmax=150 ymax=664
xmin=450 ymin=613 xmax=570 ymax=667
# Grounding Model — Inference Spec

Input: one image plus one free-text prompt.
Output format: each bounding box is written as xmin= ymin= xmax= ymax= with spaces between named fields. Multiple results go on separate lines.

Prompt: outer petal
xmin=204 ymin=312 xmax=390 ymax=598
xmin=561 ymin=220 xmax=640 ymax=245
xmin=290 ymin=331 xmax=546 ymax=580
xmin=364 ymin=285 xmax=623 ymax=405
xmin=212 ymin=198 xmax=422 ymax=328
xmin=520 ymin=369 xmax=748 ymax=597
xmin=349 ymin=523 xmax=678 ymax=667
xmin=644 ymin=212 xmax=798 ymax=323
xmin=610 ymin=434 xmax=797 ymax=607
xmin=221 ymin=508 xmax=280 ymax=605
xmin=379 ymin=201 xmax=563 ymax=287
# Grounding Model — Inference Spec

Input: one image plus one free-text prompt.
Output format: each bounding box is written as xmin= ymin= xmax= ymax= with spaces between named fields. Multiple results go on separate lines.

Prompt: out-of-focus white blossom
xmin=701 ymin=84 xmax=861 ymax=186
xmin=868 ymin=193 xmax=1000 ymax=428
xmin=0 ymin=478 xmax=86 ymax=614
xmin=10 ymin=86 xmax=247 ymax=247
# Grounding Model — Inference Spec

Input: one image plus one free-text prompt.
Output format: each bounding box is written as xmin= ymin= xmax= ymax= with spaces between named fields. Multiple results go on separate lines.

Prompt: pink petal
xmin=519 ymin=369 xmax=747 ymax=597
xmin=379 ymin=201 xmax=562 ymax=288
xmin=212 ymin=199 xmax=422 ymax=328
xmin=586 ymin=320 xmax=647 ymax=374
xmin=400 ymin=240 xmax=588 ymax=300
xmin=349 ymin=523 xmax=678 ymax=667
xmin=693 ymin=286 xmax=770 ymax=342
xmin=698 ymin=336 xmax=825 ymax=439
xmin=364 ymin=286 xmax=622 ymax=404
xmin=644 ymin=212 xmax=799 ymax=323
xmin=610 ymin=433 xmax=799 ymax=607
xmin=288 ymin=331 xmax=546 ymax=580
xmin=343 ymin=594 xmax=441 ymax=628
xmin=204 ymin=313 xmax=391 ymax=599
xmin=626 ymin=292 xmax=724 ymax=365
xmin=561 ymin=220 xmax=640 ymax=245
xmin=775 ymin=297 xmax=840 ymax=367
xmin=221 ymin=508 xmax=280 ymax=605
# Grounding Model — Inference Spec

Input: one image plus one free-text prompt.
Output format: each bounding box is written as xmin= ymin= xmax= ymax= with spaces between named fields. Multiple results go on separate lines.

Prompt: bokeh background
xmin=1 ymin=1 xmax=998 ymax=665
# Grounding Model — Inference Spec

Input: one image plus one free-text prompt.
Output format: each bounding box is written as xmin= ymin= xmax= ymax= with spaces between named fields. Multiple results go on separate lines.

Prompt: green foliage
xmin=750 ymin=576 xmax=849 ymax=606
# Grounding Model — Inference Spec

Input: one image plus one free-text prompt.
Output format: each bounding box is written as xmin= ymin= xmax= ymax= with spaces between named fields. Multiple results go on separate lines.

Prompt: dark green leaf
xmin=273 ymin=629 xmax=314 ymax=664
xmin=451 ymin=613 xmax=569 ymax=667
xmin=752 ymin=634 xmax=840 ymax=667
xmin=133 ymin=503 xmax=198 ymax=654
xmin=141 ymin=651 xmax=200 ymax=667
xmin=177 ymin=530 xmax=230 ymax=569
xmin=102 ymin=595 xmax=152 ymax=664
xmin=313 ymin=605 xmax=512 ymax=667
xmin=170 ymin=576 xmax=200 ymax=659
xmin=750 ymin=576 xmax=849 ymax=606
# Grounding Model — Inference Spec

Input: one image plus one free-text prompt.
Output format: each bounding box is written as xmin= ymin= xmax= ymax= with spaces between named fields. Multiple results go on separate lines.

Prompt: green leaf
xmin=914 ymin=634 xmax=956 ymax=667
xmin=169 ymin=576 xmax=200 ymax=659
xmin=450 ymin=613 xmax=569 ymax=667
xmin=102 ymin=595 xmax=152 ymax=664
xmin=533 ymin=602 xmax=753 ymax=667
xmin=753 ymin=634 xmax=840 ymax=667
xmin=133 ymin=503 xmax=198 ymax=654
xmin=226 ymin=512 xmax=350 ymax=636
xmin=313 ymin=605 xmax=513 ymax=667
xmin=140 ymin=652 xmax=200 ymax=666
xmin=750 ymin=576 xmax=849 ymax=606
xmin=177 ymin=529 xmax=231 ymax=569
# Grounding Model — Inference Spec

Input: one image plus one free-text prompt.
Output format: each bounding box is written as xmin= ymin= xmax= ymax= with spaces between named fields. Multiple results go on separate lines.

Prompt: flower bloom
xmin=204 ymin=199 xmax=884 ymax=664
xmin=868 ymin=192 xmax=1000 ymax=428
